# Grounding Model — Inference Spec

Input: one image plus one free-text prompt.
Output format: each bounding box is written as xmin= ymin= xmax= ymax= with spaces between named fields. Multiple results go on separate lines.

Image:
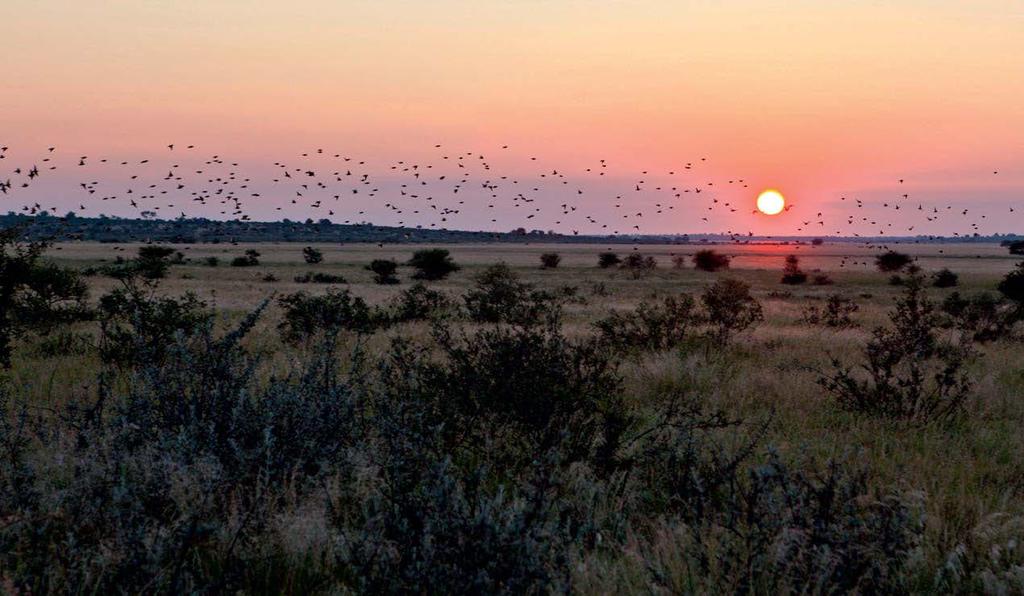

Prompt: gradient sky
xmin=2 ymin=0 xmax=1022 ymax=236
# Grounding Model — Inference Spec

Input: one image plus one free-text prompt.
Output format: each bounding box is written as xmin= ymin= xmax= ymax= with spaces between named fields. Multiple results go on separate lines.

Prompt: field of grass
xmin=4 ymin=240 xmax=1023 ymax=593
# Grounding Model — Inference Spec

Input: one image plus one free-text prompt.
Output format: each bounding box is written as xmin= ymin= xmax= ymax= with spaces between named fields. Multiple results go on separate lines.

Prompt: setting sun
xmin=756 ymin=189 xmax=786 ymax=215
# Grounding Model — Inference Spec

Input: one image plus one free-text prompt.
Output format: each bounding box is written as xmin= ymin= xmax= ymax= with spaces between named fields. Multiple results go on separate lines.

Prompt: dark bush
xmin=539 ymin=252 xmax=561 ymax=269
xmin=294 ymin=271 xmax=347 ymax=284
xmin=702 ymin=278 xmax=764 ymax=345
xmin=408 ymin=248 xmax=460 ymax=280
xmin=875 ymin=250 xmax=913 ymax=273
xmin=0 ymin=229 xmax=91 ymax=367
xmin=302 ymin=246 xmax=324 ymax=264
xmin=693 ymin=249 xmax=730 ymax=272
xmin=204 ymin=256 xmax=220 ymax=267
xmin=819 ymin=274 xmax=973 ymax=424
xmin=941 ymin=291 xmax=1021 ymax=342
xmin=1007 ymin=240 xmax=1024 ymax=255
xmin=262 ymin=272 xmax=279 ymax=282
xmin=997 ymin=261 xmax=1024 ymax=304
xmin=135 ymin=245 xmax=177 ymax=279
xmin=463 ymin=262 xmax=561 ymax=325
xmin=366 ymin=259 xmax=399 ymax=284
xmin=595 ymin=293 xmax=698 ymax=352
xmin=277 ymin=289 xmax=383 ymax=343
xmin=932 ymin=268 xmax=959 ymax=288
xmin=598 ymin=252 xmax=621 ymax=268
xmin=812 ymin=273 xmax=834 ymax=285
xmin=230 ymin=249 xmax=261 ymax=267
xmin=781 ymin=255 xmax=808 ymax=285
xmin=97 ymin=277 xmax=212 ymax=368
xmin=802 ymin=294 xmax=859 ymax=328
xmin=621 ymin=253 xmax=657 ymax=278
xmin=388 ymin=283 xmax=455 ymax=322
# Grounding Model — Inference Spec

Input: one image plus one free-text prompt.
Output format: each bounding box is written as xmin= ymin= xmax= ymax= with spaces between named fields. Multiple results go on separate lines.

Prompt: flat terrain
xmin=10 ymin=241 xmax=1024 ymax=591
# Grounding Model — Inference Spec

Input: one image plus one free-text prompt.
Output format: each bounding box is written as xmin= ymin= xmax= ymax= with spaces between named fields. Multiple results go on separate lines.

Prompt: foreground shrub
xmin=693 ymin=249 xmax=730 ymax=272
xmin=366 ymin=258 xmax=399 ymax=284
xmin=875 ymin=250 xmax=913 ymax=273
xmin=408 ymin=248 xmax=460 ymax=280
xmin=819 ymin=274 xmax=973 ymax=424
xmin=702 ymin=278 xmax=764 ymax=345
xmin=781 ymin=254 xmax=808 ymax=285
xmin=595 ymin=293 xmax=698 ymax=353
xmin=997 ymin=261 xmax=1024 ymax=304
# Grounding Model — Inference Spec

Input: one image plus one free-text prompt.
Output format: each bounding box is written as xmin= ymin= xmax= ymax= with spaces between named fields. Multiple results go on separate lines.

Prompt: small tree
xmin=781 ymin=255 xmax=808 ymax=285
xmin=693 ymin=249 xmax=730 ymax=272
xmin=598 ymin=252 xmax=621 ymax=269
xmin=820 ymin=273 xmax=973 ymax=424
xmin=702 ymin=278 xmax=764 ymax=345
xmin=302 ymin=246 xmax=324 ymax=265
xmin=539 ymin=253 xmax=561 ymax=269
xmin=408 ymin=249 xmax=460 ymax=280
xmin=931 ymin=268 xmax=958 ymax=288
xmin=135 ymin=245 xmax=177 ymax=279
xmin=802 ymin=294 xmax=858 ymax=328
xmin=464 ymin=263 xmax=559 ymax=324
xmin=204 ymin=256 xmax=220 ymax=267
xmin=1007 ymin=241 xmax=1024 ymax=255
xmin=875 ymin=251 xmax=913 ymax=273
xmin=367 ymin=259 xmax=400 ymax=284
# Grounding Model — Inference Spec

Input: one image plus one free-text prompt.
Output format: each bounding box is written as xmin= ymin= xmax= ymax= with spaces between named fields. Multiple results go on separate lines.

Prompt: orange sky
xmin=2 ymin=1 xmax=1022 ymax=235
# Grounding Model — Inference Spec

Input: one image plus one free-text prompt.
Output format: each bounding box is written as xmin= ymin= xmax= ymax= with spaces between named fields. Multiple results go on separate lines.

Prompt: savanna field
xmin=3 ymin=238 xmax=1024 ymax=593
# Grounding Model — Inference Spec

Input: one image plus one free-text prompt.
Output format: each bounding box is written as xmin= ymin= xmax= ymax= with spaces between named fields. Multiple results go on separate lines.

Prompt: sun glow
xmin=756 ymin=189 xmax=786 ymax=215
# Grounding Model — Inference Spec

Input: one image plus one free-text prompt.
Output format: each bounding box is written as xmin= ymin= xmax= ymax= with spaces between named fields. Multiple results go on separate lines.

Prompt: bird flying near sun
xmin=756 ymin=189 xmax=785 ymax=215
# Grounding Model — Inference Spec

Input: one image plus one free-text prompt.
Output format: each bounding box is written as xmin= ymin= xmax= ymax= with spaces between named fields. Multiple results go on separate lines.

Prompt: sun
xmin=756 ymin=189 xmax=786 ymax=215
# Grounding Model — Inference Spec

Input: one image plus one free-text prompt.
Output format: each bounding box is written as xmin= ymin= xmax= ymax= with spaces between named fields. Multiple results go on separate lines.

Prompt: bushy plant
xmin=702 ymin=278 xmax=764 ymax=345
xmin=693 ymin=249 xmax=730 ymax=272
xmin=302 ymin=246 xmax=324 ymax=264
xmin=277 ymin=289 xmax=383 ymax=343
xmin=231 ymin=249 xmax=261 ymax=267
xmin=366 ymin=258 xmax=399 ymax=284
xmin=621 ymin=253 xmax=657 ymax=279
xmin=595 ymin=293 xmax=698 ymax=352
xmin=802 ymin=294 xmax=859 ymax=328
xmin=812 ymin=273 xmax=834 ymax=285
xmin=388 ymin=283 xmax=455 ymax=322
xmin=135 ymin=245 xmax=177 ymax=279
xmin=598 ymin=252 xmax=621 ymax=268
xmin=941 ymin=291 xmax=1021 ymax=342
xmin=539 ymin=252 xmax=561 ymax=269
xmin=463 ymin=262 xmax=561 ymax=324
xmin=408 ymin=248 xmax=460 ymax=280
xmin=781 ymin=254 xmax=808 ymax=285
xmin=204 ymin=256 xmax=220 ymax=267
xmin=1007 ymin=240 xmax=1024 ymax=255
xmin=875 ymin=250 xmax=913 ymax=273
xmin=997 ymin=261 xmax=1024 ymax=304
xmin=819 ymin=274 xmax=973 ymax=424
xmin=932 ymin=268 xmax=959 ymax=288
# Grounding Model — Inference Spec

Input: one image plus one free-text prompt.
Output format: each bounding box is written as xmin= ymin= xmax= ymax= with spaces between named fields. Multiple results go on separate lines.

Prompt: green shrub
xmin=875 ymin=250 xmax=913 ymax=273
xmin=621 ymin=253 xmax=657 ymax=278
xmin=802 ymin=294 xmax=859 ymax=328
xmin=302 ymin=246 xmax=324 ymax=264
xmin=277 ymin=289 xmax=383 ymax=343
xmin=294 ymin=271 xmax=347 ymax=284
xmin=463 ymin=262 xmax=561 ymax=324
xmin=539 ymin=252 xmax=561 ymax=269
xmin=388 ymin=283 xmax=454 ymax=322
xmin=595 ymin=294 xmax=698 ymax=352
xmin=230 ymin=249 xmax=261 ymax=267
xmin=781 ymin=254 xmax=808 ymax=285
xmin=702 ymin=278 xmax=764 ymax=345
xmin=932 ymin=268 xmax=959 ymax=288
xmin=598 ymin=252 xmax=621 ymax=268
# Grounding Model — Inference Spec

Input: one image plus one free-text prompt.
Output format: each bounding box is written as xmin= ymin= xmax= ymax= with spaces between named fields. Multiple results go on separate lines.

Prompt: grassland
xmin=5 ymin=240 xmax=1024 ymax=592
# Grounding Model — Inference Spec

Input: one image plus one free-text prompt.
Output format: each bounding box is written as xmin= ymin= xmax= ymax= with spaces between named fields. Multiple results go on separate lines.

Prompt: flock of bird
xmin=0 ymin=143 xmax=1017 ymax=257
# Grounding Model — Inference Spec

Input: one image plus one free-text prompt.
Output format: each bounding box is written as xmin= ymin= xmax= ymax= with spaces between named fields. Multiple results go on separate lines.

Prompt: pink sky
xmin=2 ymin=1 xmax=1022 ymax=236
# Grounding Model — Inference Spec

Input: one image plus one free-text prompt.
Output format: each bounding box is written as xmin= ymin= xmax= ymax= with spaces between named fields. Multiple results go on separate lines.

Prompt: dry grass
xmin=11 ymin=240 xmax=1024 ymax=589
